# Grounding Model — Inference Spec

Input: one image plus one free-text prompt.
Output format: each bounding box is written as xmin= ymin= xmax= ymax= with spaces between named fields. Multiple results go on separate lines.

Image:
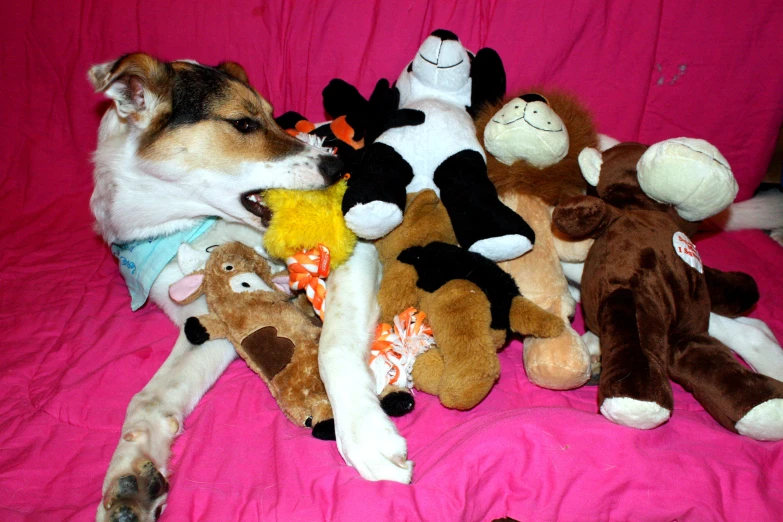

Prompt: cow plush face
xmin=396 ymin=29 xmax=472 ymax=107
xmin=484 ymin=94 xmax=569 ymax=168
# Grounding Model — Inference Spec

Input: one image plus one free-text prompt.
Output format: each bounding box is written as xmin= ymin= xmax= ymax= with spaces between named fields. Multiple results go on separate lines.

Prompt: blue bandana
xmin=111 ymin=218 xmax=218 ymax=310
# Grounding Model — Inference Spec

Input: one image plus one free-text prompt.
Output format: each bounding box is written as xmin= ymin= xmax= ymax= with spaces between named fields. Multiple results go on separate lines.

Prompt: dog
xmin=89 ymin=54 xmax=412 ymax=522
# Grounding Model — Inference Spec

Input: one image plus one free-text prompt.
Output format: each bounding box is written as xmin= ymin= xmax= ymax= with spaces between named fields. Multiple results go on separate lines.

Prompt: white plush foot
xmin=335 ymin=404 xmax=413 ymax=483
xmin=469 ymin=234 xmax=533 ymax=262
xmin=600 ymin=397 xmax=671 ymax=430
xmin=344 ymin=201 xmax=403 ymax=240
xmin=735 ymin=399 xmax=783 ymax=441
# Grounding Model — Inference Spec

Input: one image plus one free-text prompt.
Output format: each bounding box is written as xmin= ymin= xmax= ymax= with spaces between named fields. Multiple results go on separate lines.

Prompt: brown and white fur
xmin=89 ymin=55 xmax=412 ymax=522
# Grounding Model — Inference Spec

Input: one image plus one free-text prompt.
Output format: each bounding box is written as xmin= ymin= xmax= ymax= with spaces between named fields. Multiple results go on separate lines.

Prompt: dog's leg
xmin=320 ymin=241 xmax=413 ymax=483
xmin=96 ymin=329 xmax=237 ymax=522
xmin=709 ymin=314 xmax=783 ymax=382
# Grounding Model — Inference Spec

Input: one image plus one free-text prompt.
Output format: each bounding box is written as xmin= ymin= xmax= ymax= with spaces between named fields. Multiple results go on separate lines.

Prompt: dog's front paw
xmin=344 ymin=201 xmax=402 ymax=240
xmin=335 ymin=405 xmax=413 ymax=483
xmin=96 ymin=458 xmax=168 ymax=522
xmin=184 ymin=317 xmax=209 ymax=345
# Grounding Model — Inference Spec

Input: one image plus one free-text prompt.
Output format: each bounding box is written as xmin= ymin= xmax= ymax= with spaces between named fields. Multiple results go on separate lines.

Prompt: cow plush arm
xmin=703 ymin=266 xmax=760 ymax=317
xmin=553 ymin=195 xmax=622 ymax=240
xmin=184 ymin=314 xmax=229 ymax=345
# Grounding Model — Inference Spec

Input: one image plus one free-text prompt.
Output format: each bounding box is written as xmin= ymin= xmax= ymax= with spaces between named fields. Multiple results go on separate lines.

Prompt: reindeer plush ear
xmin=88 ymin=53 xmax=171 ymax=126
xmin=169 ymin=273 xmax=206 ymax=304
xmin=217 ymin=61 xmax=250 ymax=84
xmin=578 ymin=147 xmax=603 ymax=186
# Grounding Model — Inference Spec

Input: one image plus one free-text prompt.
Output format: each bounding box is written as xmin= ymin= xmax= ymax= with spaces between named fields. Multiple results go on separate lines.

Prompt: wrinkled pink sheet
xmin=2 ymin=1 xmax=783 ymax=520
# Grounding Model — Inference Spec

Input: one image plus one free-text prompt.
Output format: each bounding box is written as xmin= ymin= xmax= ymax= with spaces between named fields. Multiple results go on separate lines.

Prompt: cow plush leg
xmin=97 ymin=331 xmax=237 ymax=522
xmin=342 ymin=143 xmax=414 ymax=240
xmin=435 ymin=150 xmax=535 ymax=262
xmin=669 ymin=333 xmax=783 ymax=440
xmin=597 ymin=289 xmax=673 ymax=430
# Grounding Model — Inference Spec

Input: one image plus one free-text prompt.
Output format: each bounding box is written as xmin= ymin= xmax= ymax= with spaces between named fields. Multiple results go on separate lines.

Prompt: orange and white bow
xmin=369 ymin=307 xmax=435 ymax=395
xmin=287 ymin=245 xmax=331 ymax=320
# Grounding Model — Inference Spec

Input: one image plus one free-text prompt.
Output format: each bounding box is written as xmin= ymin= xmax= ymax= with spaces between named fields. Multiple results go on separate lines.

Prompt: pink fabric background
xmin=1 ymin=1 xmax=782 ymax=520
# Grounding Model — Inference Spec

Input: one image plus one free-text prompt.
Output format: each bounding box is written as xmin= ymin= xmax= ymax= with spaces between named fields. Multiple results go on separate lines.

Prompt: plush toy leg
xmin=419 ymin=280 xmax=500 ymax=410
xmin=377 ymin=261 xmax=420 ymax=324
xmin=598 ymin=289 xmax=673 ymax=429
xmin=270 ymin=339 xmax=335 ymax=440
xmin=498 ymin=193 xmax=591 ymax=389
xmin=342 ymin=143 xmax=414 ymax=239
xmin=412 ymin=348 xmax=445 ymax=396
xmin=435 ymin=150 xmax=536 ymax=262
xmin=668 ymin=333 xmax=783 ymax=440
xmin=379 ymin=384 xmax=415 ymax=417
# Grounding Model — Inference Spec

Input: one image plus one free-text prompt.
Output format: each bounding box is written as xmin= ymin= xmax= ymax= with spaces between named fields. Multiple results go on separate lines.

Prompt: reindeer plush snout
xmin=636 ymin=137 xmax=737 ymax=221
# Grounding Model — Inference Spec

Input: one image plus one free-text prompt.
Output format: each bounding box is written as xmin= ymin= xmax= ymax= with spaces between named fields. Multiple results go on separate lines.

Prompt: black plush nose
xmin=317 ymin=154 xmax=344 ymax=184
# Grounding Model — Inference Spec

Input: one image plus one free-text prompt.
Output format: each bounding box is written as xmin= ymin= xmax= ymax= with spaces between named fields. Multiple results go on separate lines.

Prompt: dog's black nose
xmin=317 ymin=154 xmax=344 ymax=184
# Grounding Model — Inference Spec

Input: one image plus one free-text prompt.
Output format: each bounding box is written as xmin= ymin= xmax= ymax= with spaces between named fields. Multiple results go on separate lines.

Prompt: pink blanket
xmin=2 ymin=1 xmax=782 ymax=520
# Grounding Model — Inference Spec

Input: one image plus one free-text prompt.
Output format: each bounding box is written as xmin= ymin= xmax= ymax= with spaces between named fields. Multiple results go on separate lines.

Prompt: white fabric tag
xmin=672 ymin=232 xmax=703 ymax=273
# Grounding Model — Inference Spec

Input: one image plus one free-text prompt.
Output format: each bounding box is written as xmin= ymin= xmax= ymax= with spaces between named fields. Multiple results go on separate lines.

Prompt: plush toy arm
xmin=184 ymin=314 xmax=229 ymax=345
xmin=552 ymin=195 xmax=621 ymax=240
xmin=468 ymin=48 xmax=506 ymax=118
xmin=366 ymin=79 xmax=424 ymax=143
xmin=552 ymin=233 xmax=595 ymax=263
xmin=703 ymin=266 xmax=760 ymax=317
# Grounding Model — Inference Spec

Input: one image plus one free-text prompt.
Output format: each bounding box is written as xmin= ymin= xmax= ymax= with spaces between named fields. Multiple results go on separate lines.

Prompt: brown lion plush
xmin=474 ymin=89 xmax=599 ymax=390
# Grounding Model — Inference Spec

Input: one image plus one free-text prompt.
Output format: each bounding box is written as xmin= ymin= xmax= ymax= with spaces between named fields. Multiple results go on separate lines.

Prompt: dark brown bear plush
xmin=552 ymin=139 xmax=783 ymax=440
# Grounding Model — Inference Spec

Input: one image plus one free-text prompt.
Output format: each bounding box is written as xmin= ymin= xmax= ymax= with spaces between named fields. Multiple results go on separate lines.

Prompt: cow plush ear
xmin=169 ymin=273 xmax=206 ymax=304
xmin=271 ymin=271 xmax=293 ymax=296
xmin=217 ymin=61 xmax=249 ymax=84
xmin=88 ymin=53 xmax=171 ymax=126
xmin=578 ymin=147 xmax=603 ymax=186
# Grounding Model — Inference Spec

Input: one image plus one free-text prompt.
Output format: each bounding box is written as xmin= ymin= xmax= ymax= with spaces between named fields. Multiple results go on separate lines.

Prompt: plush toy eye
xmin=222 ymin=263 xmax=234 ymax=271
xmin=229 ymin=118 xmax=260 ymax=134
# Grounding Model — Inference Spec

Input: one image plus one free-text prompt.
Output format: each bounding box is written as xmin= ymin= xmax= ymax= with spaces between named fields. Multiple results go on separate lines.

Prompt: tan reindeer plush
xmin=168 ymin=242 xmax=335 ymax=440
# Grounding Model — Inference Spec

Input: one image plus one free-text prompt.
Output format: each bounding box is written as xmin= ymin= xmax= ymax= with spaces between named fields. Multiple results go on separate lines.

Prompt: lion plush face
xmin=484 ymin=94 xmax=569 ymax=168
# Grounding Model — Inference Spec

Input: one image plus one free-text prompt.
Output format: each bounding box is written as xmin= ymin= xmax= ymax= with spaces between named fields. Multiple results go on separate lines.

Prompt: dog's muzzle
xmin=317 ymin=154 xmax=345 ymax=185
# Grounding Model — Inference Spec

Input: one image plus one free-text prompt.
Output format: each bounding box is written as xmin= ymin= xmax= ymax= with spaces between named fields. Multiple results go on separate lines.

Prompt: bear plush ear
xmin=88 ymin=53 xmax=171 ymax=127
xmin=578 ymin=147 xmax=603 ymax=186
xmin=169 ymin=273 xmax=205 ymax=304
xmin=636 ymin=138 xmax=737 ymax=221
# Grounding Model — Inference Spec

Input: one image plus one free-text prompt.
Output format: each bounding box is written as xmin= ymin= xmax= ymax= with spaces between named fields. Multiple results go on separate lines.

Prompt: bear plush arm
xmin=552 ymin=195 xmax=622 ymax=240
xmin=703 ymin=266 xmax=760 ymax=318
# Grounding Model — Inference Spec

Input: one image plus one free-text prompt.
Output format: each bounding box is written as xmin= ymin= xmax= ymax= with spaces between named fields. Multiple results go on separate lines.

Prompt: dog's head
xmin=89 ymin=54 xmax=343 ymax=242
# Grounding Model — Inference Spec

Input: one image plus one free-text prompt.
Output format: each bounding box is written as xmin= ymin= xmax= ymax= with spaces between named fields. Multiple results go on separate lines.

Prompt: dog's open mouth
xmin=241 ymin=190 xmax=272 ymax=227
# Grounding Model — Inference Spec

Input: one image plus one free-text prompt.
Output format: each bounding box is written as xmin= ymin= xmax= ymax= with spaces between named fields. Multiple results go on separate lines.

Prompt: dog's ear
xmin=169 ymin=272 xmax=206 ymax=305
xmin=88 ymin=53 xmax=171 ymax=126
xmin=217 ymin=62 xmax=250 ymax=84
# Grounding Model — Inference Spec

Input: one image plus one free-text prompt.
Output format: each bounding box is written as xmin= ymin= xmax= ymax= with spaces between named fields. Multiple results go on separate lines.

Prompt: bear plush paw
xmin=735 ymin=398 xmax=783 ymax=441
xmin=344 ymin=201 xmax=403 ymax=239
xmin=468 ymin=234 xmax=532 ymax=262
xmin=599 ymin=397 xmax=671 ymax=430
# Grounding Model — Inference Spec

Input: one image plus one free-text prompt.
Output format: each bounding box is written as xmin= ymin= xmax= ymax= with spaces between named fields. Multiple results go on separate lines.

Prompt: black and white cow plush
xmin=340 ymin=30 xmax=536 ymax=262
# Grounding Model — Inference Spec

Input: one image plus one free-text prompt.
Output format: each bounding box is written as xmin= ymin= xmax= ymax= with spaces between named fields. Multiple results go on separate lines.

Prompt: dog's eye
xmin=229 ymin=118 xmax=260 ymax=134
xmin=222 ymin=263 xmax=234 ymax=271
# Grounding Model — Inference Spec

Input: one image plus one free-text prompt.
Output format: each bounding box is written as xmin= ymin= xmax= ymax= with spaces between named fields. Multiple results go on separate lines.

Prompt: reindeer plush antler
xmin=168 ymin=242 xmax=335 ymax=440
